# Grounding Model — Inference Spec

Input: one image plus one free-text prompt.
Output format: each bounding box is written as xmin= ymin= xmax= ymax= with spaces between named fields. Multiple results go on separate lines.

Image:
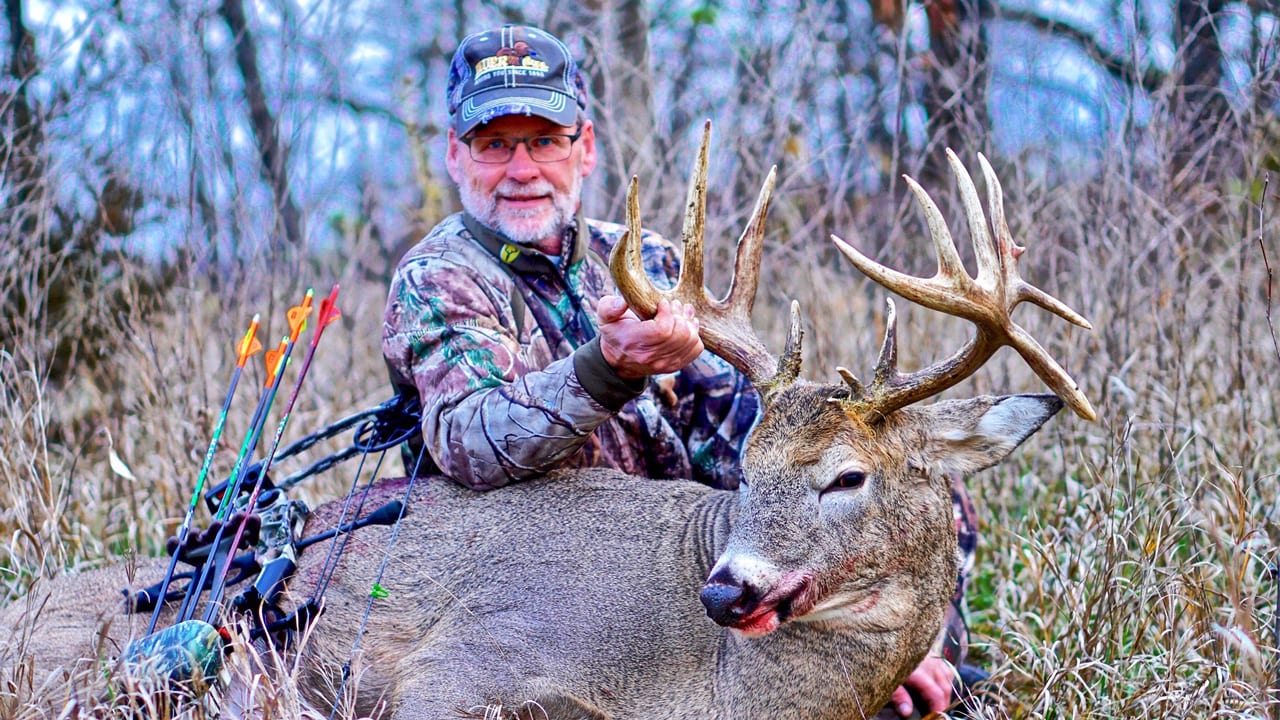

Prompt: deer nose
xmin=700 ymin=567 xmax=761 ymax=626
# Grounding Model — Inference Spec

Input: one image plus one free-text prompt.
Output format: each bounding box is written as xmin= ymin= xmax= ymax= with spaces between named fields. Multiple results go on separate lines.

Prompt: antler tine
xmin=833 ymin=298 xmax=929 ymax=420
xmin=721 ymin=164 xmax=803 ymax=392
xmin=612 ymin=176 xmax=662 ymax=318
xmin=774 ymin=300 xmax=803 ymax=391
xmin=871 ymin=297 xmax=900 ymax=387
xmin=608 ymin=120 xmax=798 ymax=398
xmin=947 ymin=149 xmax=1000 ymax=290
xmin=725 ymin=165 xmax=777 ymax=319
xmin=676 ymin=121 xmax=712 ymax=299
xmin=977 ymin=154 xmax=1091 ymax=331
xmin=974 ymin=153 xmax=1097 ymax=421
xmin=831 ymin=168 xmax=983 ymax=313
xmin=831 ymin=153 xmax=1096 ymax=422
xmin=1007 ymin=324 xmax=1097 ymax=421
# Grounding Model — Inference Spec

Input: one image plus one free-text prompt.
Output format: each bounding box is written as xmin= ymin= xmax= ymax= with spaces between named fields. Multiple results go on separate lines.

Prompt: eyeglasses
xmin=462 ymin=128 xmax=583 ymax=164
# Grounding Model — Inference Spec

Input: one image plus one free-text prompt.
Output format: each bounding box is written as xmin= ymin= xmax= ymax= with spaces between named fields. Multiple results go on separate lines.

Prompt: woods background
xmin=2 ymin=0 xmax=1280 ymax=717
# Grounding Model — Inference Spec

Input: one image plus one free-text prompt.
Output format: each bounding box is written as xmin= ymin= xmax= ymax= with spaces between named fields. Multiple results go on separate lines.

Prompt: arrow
xmin=145 ymin=314 xmax=261 ymax=635
xmin=178 ymin=290 xmax=312 ymax=623
xmin=203 ymin=287 xmax=339 ymax=622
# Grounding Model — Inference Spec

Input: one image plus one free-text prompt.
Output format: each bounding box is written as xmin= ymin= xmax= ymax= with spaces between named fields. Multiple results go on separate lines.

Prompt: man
xmin=381 ymin=23 xmax=970 ymax=718
xmin=383 ymin=23 xmax=755 ymax=492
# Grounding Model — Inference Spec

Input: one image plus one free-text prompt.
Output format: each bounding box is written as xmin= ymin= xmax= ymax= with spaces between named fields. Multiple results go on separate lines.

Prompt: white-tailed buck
xmin=1 ymin=126 xmax=1093 ymax=719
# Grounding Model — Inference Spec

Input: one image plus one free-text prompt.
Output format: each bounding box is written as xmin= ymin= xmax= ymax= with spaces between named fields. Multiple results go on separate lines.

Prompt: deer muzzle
xmin=700 ymin=562 xmax=814 ymax=637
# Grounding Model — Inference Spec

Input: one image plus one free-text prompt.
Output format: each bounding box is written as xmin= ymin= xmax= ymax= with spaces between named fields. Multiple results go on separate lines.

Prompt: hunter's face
xmin=447 ymin=114 xmax=598 ymax=253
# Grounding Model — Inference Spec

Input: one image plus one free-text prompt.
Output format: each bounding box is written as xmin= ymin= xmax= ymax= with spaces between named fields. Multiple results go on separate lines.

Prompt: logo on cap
xmin=475 ymin=41 xmax=550 ymax=79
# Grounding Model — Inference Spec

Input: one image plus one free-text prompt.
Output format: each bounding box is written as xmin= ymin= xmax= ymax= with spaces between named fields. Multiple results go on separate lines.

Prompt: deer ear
xmin=913 ymin=394 xmax=1064 ymax=476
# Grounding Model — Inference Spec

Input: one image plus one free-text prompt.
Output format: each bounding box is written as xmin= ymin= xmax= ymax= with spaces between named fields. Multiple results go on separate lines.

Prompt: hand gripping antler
xmin=610 ymin=120 xmax=803 ymax=401
xmin=832 ymin=149 xmax=1096 ymax=422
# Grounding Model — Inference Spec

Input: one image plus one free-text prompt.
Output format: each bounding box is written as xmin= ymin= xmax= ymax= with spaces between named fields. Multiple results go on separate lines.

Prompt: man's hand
xmin=890 ymin=655 xmax=956 ymax=717
xmin=597 ymin=295 xmax=703 ymax=380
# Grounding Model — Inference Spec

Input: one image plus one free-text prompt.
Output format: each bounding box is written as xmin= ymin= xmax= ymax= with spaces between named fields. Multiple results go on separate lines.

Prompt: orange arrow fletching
xmin=264 ymin=337 xmax=288 ymax=387
xmin=286 ymin=289 xmax=315 ymax=341
xmin=307 ymin=284 xmax=342 ymax=348
xmin=243 ymin=338 xmax=263 ymax=364
xmin=235 ymin=314 xmax=263 ymax=368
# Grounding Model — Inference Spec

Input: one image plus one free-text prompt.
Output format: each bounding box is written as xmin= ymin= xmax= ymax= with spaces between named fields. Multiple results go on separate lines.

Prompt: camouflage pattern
xmin=943 ymin=475 xmax=979 ymax=667
xmin=383 ymin=212 xmax=758 ymax=491
xmin=119 ymin=618 xmax=223 ymax=689
xmin=382 ymin=211 xmax=977 ymax=671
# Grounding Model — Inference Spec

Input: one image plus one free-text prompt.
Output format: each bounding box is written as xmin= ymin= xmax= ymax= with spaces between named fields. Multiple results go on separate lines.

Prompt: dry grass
xmin=4 ymin=35 xmax=1280 ymax=720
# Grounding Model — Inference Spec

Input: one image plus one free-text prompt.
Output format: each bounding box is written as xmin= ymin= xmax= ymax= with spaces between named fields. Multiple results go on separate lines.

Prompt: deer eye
xmin=829 ymin=470 xmax=866 ymax=492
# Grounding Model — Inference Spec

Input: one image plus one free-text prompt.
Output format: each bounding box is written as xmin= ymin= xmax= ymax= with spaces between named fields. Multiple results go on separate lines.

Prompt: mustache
xmin=496 ymin=179 xmax=554 ymax=199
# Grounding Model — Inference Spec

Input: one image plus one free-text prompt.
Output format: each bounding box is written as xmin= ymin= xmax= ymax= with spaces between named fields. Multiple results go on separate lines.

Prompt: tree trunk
xmin=921 ymin=0 xmax=991 ymax=184
xmin=4 ymin=0 xmax=41 ymax=215
xmin=1171 ymin=0 xmax=1231 ymax=184
xmin=218 ymin=0 xmax=304 ymax=245
xmin=163 ymin=1 xmax=218 ymax=245
xmin=607 ymin=0 xmax=656 ymax=205
xmin=551 ymin=0 xmax=655 ymax=214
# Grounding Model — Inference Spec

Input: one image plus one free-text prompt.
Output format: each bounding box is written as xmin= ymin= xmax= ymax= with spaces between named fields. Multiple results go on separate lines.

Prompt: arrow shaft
xmin=151 ymin=315 xmax=262 ymax=632
xmin=202 ymin=281 xmax=325 ymax=622
xmin=196 ymin=342 xmax=298 ymax=624
xmin=326 ymin=434 xmax=431 ymax=719
xmin=146 ymin=362 xmax=248 ymax=634
xmin=176 ymin=340 xmax=292 ymax=624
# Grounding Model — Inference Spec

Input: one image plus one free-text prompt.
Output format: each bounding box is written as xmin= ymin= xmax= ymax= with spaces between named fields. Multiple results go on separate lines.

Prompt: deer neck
xmin=681 ymin=488 xmax=739 ymax=580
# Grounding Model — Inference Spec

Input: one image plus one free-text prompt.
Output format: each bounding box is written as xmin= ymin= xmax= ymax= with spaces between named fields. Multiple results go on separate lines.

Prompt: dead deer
xmin=1 ymin=127 xmax=1093 ymax=720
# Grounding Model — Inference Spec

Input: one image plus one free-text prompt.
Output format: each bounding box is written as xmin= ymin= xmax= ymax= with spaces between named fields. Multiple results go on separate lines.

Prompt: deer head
xmin=610 ymin=123 xmax=1091 ymax=642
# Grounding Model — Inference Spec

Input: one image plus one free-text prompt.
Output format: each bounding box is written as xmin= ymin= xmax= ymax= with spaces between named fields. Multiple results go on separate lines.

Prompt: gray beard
xmin=458 ymin=174 xmax=582 ymax=249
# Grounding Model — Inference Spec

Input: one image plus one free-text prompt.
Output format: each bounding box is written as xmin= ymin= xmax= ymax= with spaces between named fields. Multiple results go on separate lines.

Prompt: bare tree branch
xmin=218 ymin=0 xmax=303 ymax=245
xmin=3 ymin=0 xmax=42 ymax=216
xmin=992 ymin=6 xmax=1165 ymax=94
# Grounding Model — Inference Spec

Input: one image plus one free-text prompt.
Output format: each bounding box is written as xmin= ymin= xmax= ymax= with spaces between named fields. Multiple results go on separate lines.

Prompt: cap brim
xmin=455 ymin=87 xmax=579 ymax=136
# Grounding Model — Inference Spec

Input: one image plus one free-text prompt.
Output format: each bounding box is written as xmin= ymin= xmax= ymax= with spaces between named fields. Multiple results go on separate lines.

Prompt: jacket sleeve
xmin=383 ymin=253 xmax=643 ymax=490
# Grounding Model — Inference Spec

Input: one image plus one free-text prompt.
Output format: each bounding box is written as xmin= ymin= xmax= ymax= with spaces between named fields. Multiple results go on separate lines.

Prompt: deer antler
xmin=832 ymin=149 xmax=1096 ymax=422
xmin=610 ymin=120 xmax=803 ymax=400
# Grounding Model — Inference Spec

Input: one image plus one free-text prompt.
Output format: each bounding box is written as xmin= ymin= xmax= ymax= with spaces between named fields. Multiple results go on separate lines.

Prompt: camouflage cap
xmin=447 ymin=24 xmax=589 ymax=137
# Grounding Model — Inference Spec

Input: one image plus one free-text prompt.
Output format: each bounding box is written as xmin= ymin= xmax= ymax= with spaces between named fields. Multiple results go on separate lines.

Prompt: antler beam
xmin=832 ymin=150 xmax=1096 ymax=422
xmin=610 ymin=120 xmax=802 ymax=400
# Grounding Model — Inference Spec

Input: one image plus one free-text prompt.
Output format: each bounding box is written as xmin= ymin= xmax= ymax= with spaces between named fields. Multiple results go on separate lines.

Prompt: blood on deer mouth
xmin=728 ymin=573 xmax=817 ymax=637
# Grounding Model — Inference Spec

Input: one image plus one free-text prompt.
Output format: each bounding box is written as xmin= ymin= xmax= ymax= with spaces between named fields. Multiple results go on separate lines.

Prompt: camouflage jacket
xmin=382 ymin=212 xmax=759 ymax=491
xmin=382 ymin=211 xmax=975 ymax=666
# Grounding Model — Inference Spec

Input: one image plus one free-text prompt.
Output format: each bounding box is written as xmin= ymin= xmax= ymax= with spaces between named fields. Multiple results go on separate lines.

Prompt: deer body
xmin=287 ymin=386 xmax=1055 ymax=720
xmin=3 ymin=386 xmax=1046 ymax=720
xmin=290 ymin=480 xmax=933 ymax=719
